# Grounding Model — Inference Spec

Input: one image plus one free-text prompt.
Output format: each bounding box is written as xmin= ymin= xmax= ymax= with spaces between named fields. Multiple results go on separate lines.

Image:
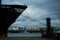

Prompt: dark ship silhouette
xmin=0 ymin=5 xmax=27 ymax=37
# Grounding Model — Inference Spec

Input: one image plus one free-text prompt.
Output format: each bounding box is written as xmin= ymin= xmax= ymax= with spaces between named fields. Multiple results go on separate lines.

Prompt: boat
xmin=0 ymin=5 xmax=27 ymax=37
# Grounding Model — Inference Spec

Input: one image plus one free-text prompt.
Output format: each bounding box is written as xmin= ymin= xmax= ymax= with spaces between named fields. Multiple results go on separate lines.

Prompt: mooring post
xmin=46 ymin=18 xmax=52 ymax=37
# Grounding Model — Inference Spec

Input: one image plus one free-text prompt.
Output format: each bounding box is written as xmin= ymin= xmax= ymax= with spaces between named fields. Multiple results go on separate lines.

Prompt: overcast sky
xmin=2 ymin=0 xmax=60 ymax=27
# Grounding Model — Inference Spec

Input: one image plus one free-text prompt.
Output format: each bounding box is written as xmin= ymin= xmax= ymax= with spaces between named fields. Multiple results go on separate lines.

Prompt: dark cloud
xmin=2 ymin=0 xmax=60 ymax=27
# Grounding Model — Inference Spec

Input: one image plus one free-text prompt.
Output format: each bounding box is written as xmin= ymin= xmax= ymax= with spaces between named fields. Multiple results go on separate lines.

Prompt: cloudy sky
xmin=2 ymin=0 xmax=60 ymax=27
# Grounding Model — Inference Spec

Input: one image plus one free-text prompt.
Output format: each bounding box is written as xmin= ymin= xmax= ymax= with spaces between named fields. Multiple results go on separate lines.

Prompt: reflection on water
xmin=7 ymin=33 xmax=42 ymax=37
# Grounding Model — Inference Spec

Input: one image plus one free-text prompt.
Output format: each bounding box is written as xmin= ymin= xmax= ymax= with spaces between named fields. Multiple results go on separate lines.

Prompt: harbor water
xmin=7 ymin=33 xmax=42 ymax=37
